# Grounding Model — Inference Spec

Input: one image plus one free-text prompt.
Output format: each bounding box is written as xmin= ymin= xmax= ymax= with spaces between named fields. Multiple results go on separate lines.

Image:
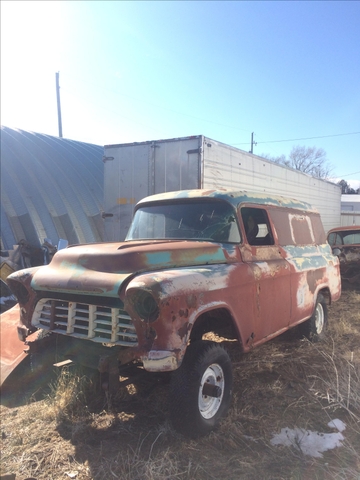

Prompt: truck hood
xmin=31 ymin=240 xmax=229 ymax=297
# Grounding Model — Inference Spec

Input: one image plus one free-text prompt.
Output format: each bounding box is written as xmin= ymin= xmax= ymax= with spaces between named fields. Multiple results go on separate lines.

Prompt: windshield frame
xmin=327 ymin=229 xmax=360 ymax=246
xmin=126 ymin=199 xmax=241 ymax=244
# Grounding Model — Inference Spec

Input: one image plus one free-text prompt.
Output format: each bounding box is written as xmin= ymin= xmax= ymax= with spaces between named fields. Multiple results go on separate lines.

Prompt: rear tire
xmin=300 ymin=294 xmax=328 ymax=342
xmin=169 ymin=340 xmax=232 ymax=437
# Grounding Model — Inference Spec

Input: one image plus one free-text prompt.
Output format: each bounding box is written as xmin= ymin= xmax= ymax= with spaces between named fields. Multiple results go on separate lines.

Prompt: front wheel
xmin=300 ymin=294 xmax=328 ymax=342
xmin=169 ymin=340 xmax=233 ymax=437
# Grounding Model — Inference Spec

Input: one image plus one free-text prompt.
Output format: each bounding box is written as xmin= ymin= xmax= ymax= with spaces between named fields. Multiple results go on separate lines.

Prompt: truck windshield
xmin=328 ymin=230 xmax=360 ymax=246
xmin=126 ymin=200 xmax=241 ymax=243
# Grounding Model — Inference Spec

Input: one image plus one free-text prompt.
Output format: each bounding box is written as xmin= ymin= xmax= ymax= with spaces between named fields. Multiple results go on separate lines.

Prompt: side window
xmin=241 ymin=207 xmax=274 ymax=246
xmin=328 ymin=232 xmax=344 ymax=246
xmin=343 ymin=232 xmax=360 ymax=245
xmin=327 ymin=233 xmax=336 ymax=246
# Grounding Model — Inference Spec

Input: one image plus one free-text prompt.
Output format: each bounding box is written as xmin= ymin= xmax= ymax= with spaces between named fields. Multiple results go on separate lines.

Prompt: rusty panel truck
xmin=7 ymin=189 xmax=341 ymax=437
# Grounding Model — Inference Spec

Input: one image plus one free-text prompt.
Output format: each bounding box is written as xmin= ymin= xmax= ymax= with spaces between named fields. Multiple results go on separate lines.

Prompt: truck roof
xmin=327 ymin=225 xmax=360 ymax=234
xmin=137 ymin=188 xmax=317 ymax=212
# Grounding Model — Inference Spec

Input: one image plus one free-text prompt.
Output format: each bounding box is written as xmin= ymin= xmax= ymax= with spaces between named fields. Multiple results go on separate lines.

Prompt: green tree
xmin=337 ymin=179 xmax=357 ymax=194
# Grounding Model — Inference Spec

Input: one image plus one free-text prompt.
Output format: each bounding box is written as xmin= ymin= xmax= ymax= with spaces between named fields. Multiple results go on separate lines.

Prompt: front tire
xmin=300 ymin=294 xmax=328 ymax=342
xmin=169 ymin=340 xmax=232 ymax=437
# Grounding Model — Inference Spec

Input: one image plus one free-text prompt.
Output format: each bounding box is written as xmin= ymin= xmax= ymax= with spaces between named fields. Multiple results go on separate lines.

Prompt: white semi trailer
xmin=102 ymin=135 xmax=341 ymax=241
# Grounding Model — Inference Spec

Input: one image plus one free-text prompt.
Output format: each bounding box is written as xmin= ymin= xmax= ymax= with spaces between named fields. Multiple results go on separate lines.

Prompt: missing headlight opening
xmin=134 ymin=290 xmax=159 ymax=322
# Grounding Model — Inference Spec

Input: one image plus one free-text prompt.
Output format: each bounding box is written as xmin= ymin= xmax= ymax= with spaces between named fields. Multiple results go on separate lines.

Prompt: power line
xmin=231 ymin=131 xmax=360 ymax=146
xmin=336 ymin=170 xmax=360 ymax=178
xmin=60 ymin=73 xmax=360 ymax=148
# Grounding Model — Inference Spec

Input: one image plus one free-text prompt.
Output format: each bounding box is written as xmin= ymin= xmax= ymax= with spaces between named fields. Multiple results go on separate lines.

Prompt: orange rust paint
xmin=0 ymin=305 xmax=37 ymax=386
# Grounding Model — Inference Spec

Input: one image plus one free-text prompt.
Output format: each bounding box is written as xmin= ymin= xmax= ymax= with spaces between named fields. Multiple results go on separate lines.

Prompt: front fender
xmin=124 ymin=265 xmax=235 ymax=371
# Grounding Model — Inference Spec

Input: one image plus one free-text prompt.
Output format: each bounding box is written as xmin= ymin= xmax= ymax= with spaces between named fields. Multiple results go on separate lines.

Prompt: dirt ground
xmin=1 ymin=283 xmax=359 ymax=480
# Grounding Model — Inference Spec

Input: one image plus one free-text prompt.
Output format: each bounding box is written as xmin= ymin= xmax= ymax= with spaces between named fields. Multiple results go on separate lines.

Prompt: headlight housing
xmin=132 ymin=290 xmax=159 ymax=323
xmin=6 ymin=278 xmax=30 ymax=304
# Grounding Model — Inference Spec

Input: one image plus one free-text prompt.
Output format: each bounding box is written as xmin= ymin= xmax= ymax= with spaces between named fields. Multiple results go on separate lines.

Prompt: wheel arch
xmin=315 ymin=287 xmax=331 ymax=306
xmin=189 ymin=306 xmax=244 ymax=352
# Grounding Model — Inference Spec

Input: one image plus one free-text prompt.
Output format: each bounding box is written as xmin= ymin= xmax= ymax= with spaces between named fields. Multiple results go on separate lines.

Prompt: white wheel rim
xmin=198 ymin=363 xmax=225 ymax=419
xmin=315 ymin=303 xmax=324 ymax=333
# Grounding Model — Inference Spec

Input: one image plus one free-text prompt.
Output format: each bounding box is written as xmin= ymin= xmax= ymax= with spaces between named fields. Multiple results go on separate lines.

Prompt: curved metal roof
xmin=1 ymin=126 xmax=104 ymax=250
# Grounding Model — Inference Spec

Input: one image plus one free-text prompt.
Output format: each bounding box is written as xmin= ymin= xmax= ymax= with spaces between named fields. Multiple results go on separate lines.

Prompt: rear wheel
xmin=300 ymin=294 xmax=328 ymax=342
xmin=169 ymin=340 xmax=232 ymax=437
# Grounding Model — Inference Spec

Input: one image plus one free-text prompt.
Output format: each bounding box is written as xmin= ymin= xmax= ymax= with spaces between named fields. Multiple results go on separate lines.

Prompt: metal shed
xmin=341 ymin=194 xmax=360 ymax=226
xmin=1 ymin=126 xmax=105 ymax=251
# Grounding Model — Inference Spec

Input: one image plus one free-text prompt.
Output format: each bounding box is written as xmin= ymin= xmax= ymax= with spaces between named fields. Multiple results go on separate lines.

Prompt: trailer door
xmin=152 ymin=137 xmax=201 ymax=195
xmin=103 ymin=137 xmax=202 ymax=242
xmin=103 ymin=144 xmax=149 ymax=242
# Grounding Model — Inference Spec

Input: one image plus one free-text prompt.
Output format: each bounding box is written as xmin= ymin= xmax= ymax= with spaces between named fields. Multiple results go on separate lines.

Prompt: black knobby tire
xmin=300 ymin=293 xmax=328 ymax=342
xmin=169 ymin=340 xmax=233 ymax=437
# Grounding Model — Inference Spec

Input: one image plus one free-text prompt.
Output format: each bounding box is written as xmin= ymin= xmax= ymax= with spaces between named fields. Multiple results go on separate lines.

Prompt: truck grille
xmin=32 ymin=299 xmax=138 ymax=346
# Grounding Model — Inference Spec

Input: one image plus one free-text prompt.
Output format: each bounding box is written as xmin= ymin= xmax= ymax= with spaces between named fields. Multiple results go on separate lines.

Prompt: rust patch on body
xmin=178 ymin=321 xmax=191 ymax=339
xmin=306 ymin=269 xmax=325 ymax=293
xmin=0 ymin=304 xmax=37 ymax=386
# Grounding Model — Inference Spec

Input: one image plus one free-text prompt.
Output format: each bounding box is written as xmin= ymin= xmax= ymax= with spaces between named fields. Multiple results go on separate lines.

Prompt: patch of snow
xmin=270 ymin=419 xmax=346 ymax=458
xmin=243 ymin=435 xmax=258 ymax=443
xmin=327 ymin=418 xmax=346 ymax=432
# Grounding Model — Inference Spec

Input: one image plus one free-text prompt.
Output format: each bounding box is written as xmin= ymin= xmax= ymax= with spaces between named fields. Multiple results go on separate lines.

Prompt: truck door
xmin=239 ymin=207 xmax=291 ymax=343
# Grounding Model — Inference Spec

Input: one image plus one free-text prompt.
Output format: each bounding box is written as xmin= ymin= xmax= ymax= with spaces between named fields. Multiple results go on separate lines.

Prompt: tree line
xmin=263 ymin=146 xmax=359 ymax=194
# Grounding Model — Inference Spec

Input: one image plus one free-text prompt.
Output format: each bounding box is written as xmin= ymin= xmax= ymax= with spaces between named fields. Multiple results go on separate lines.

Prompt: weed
xmin=1 ymin=287 xmax=359 ymax=479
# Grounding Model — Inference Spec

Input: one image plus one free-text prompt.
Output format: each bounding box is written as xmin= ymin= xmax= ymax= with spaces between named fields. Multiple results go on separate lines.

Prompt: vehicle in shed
xmin=327 ymin=225 xmax=360 ymax=283
xmin=6 ymin=189 xmax=341 ymax=437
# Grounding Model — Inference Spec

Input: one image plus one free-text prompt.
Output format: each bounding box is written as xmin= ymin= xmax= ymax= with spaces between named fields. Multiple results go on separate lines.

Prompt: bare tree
xmin=262 ymin=146 xmax=333 ymax=179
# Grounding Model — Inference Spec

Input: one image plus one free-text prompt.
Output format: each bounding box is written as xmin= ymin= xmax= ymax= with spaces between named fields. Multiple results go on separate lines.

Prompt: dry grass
xmin=1 ymin=283 xmax=360 ymax=480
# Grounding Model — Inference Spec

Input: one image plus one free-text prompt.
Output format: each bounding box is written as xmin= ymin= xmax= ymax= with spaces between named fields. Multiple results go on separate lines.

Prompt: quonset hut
xmin=1 ymin=126 xmax=104 ymax=250
xmin=1 ymin=126 xmax=104 ymax=305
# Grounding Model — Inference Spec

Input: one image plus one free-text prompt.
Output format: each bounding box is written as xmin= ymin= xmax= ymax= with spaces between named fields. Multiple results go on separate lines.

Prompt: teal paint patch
xmin=318 ymin=244 xmax=333 ymax=255
xmin=145 ymin=248 xmax=226 ymax=269
xmin=59 ymin=261 xmax=87 ymax=275
xmin=31 ymin=265 xmax=130 ymax=298
xmin=145 ymin=251 xmax=172 ymax=266
xmin=31 ymin=278 xmax=123 ymax=297
xmin=285 ymin=244 xmax=333 ymax=257
xmin=285 ymin=245 xmax=321 ymax=256
xmin=284 ymin=245 xmax=329 ymax=270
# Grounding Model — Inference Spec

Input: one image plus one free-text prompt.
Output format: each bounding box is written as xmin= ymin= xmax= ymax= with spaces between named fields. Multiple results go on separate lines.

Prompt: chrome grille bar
xmin=32 ymin=299 xmax=138 ymax=346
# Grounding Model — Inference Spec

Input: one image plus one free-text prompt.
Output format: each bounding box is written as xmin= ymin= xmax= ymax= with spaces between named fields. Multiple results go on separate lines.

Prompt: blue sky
xmin=1 ymin=1 xmax=359 ymax=187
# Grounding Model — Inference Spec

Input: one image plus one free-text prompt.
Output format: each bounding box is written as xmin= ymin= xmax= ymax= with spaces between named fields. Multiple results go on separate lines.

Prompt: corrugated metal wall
xmin=1 ymin=126 xmax=105 ymax=250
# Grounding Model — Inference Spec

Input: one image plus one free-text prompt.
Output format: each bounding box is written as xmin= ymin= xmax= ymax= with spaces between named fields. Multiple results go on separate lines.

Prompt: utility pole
xmin=55 ymin=71 xmax=63 ymax=138
xmin=249 ymin=132 xmax=257 ymax=154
